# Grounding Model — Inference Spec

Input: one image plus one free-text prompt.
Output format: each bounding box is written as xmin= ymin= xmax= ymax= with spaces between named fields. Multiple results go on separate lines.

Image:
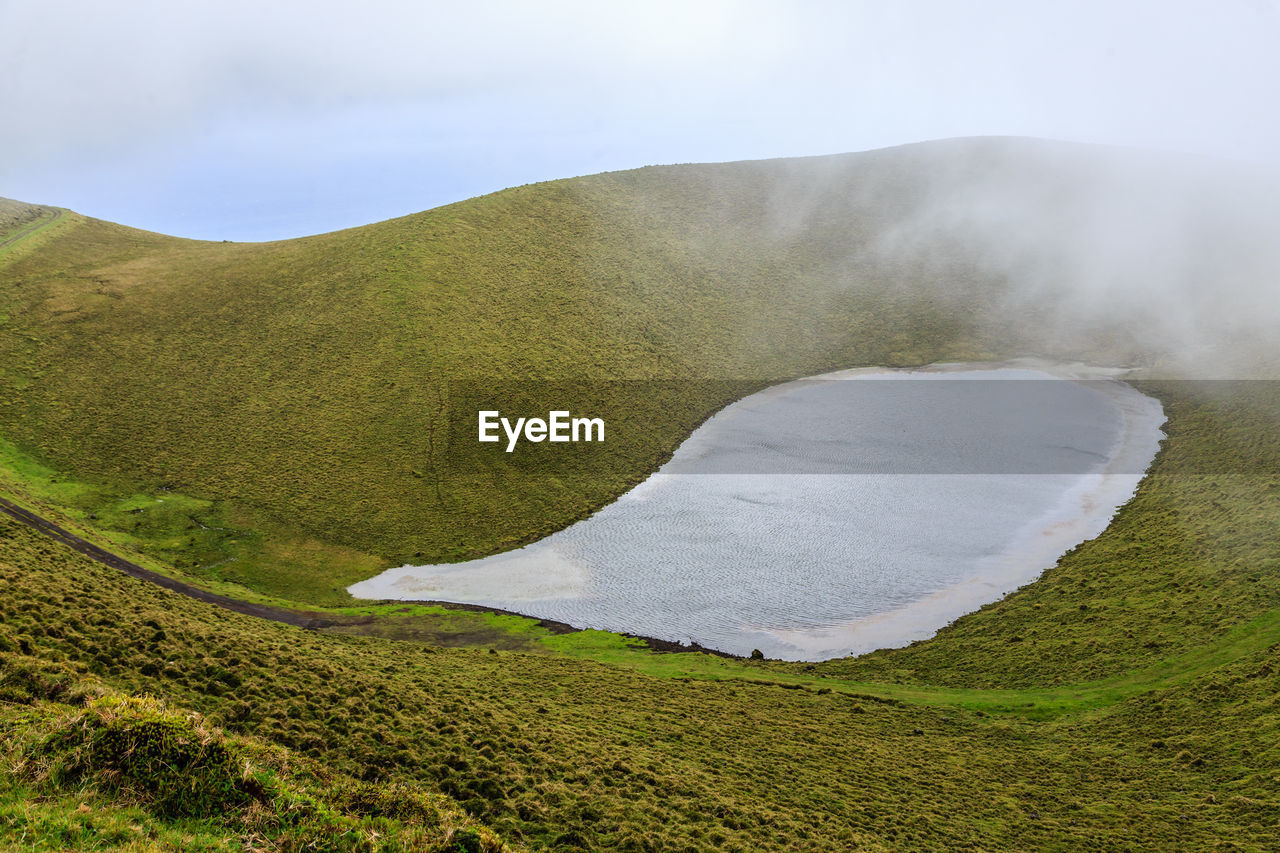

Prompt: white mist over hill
xmin=4 ymin=2 xmax=1278 ymax=239
xmin=714 ymin=137 xmax=1280 ymax=377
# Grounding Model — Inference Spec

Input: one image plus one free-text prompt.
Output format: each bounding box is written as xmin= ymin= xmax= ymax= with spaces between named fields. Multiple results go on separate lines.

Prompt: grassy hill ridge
xmin=3 ymin=137 xmax=1276 ymax=606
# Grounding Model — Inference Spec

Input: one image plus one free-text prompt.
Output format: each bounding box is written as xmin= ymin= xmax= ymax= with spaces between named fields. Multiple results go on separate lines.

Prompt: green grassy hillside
xmin=0 ymin=153 xmax=997 ymax=602
xmin=4 ymin=137 xmax=1274 ymax=604
xmin=4 ymin=138 xmax=1280 ymax=849
xmin=4 ymin=503 xmax=1280 ymax=852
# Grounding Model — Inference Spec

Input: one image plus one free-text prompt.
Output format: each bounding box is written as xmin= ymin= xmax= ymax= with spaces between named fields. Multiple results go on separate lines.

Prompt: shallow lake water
xmin=350 ymin=362 xmax=1166 ymax=660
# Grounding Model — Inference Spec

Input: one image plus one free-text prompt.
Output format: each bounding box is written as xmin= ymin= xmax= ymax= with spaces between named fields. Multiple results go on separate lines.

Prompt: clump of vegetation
xmin=20 ymin=694 xmax=262 ymax=818
xmin=1 ymin=673 xmax=515 ymax=851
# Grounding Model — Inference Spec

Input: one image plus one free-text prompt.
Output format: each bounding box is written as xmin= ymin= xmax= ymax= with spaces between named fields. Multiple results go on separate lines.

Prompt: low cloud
xmin=3 ymin=2 xmax=1279 ymax=238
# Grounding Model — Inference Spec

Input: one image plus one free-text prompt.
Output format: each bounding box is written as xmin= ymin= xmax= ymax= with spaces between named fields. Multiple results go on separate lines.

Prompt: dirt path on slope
xmin=0 ymin=496 xmax=335 ymax=629
xmin=0 ymin=495 xmax=742 ymax=656
xmin=0 ymin=207 xmax=64 ymax=250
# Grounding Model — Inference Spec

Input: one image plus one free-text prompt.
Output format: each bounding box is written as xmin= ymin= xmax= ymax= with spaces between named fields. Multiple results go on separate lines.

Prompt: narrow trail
xmin=0 ymin=496 xmax=334 ymax=630
xmin=0 ymin=207 xmax=64 ymax=251
xmin=0 ymin=493 xmax=727 ymax=656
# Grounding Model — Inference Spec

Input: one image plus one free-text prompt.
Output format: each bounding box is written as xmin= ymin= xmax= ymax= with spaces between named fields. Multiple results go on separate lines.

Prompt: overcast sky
xmin=3 ymin=0 xmax=1278 ymax=241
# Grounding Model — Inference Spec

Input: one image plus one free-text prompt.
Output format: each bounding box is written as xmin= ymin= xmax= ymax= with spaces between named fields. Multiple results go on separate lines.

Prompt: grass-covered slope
xmin=5 ymin=511 xmax=1280 ymax=851
xmin=4 ymin=138 xmax=1280 ymax=849
xmin=1 ymin=683 xmax=512 ymax=852
xmin=3 ymin=137 xmax=1275 ymax=603
xmin=0 ymin=155 xmax=997 ymax=602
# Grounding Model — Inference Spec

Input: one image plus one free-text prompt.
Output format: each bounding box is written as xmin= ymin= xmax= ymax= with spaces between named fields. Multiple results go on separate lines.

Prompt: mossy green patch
xmin=0 ymin=435 xmax=391 ymax=605
xmin=26 ymin=694 xmax=259 ymax=818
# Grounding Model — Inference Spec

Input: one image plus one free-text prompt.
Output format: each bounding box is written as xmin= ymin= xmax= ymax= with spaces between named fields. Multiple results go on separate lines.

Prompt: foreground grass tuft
xmin=22 ymin=694 xmax=260 ymax=818
xmin=1 ymin=666 xmax=515 ymax=852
